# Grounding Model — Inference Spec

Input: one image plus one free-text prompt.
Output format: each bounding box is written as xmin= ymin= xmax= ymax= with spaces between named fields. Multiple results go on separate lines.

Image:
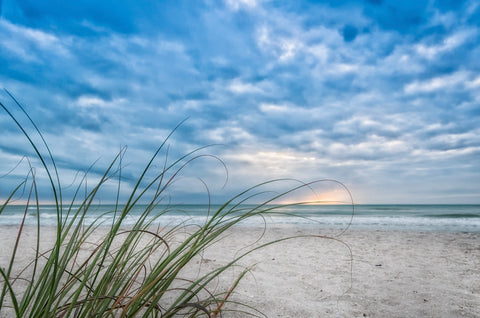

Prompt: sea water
xmin=1 ymin=204 xmax=479 ymax=233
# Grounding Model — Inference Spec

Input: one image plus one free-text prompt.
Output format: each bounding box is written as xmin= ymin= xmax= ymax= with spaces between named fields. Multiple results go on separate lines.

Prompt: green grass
xmin=0 ymin=93 xmax=353 ymax=317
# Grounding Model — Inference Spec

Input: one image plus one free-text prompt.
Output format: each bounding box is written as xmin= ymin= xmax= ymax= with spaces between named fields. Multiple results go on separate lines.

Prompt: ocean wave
xmin=1 ymin=205 xmax=479 ymax=232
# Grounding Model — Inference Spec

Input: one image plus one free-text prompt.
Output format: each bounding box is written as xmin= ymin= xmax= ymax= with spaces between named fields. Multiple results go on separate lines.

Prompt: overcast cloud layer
xmin=1 ymin=0 xmax=479 ymax=204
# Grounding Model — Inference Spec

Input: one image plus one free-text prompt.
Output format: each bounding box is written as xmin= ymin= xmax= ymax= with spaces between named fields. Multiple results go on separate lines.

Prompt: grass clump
xmin=0 ymin=94 xmax=353 ymax=317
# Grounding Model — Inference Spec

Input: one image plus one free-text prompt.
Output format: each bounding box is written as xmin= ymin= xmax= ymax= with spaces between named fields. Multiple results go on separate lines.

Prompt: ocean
xmin=1 ymin=204 xmax=479 ymax=233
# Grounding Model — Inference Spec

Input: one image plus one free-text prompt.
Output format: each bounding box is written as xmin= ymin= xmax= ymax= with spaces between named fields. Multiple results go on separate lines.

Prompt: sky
xmin=0 ymin=0 xmax=479 ymax=205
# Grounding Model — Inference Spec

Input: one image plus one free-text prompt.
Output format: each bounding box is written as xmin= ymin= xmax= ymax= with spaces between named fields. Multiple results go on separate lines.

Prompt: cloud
xmin=225 ymin=0 xmax=260 ymax=11
xmin=0 ymin=0 xmax=479 ymax=203
xmin=404 ymin=71 xmax=473 ymax=94
xmin=228 ymin=79 xmax=264 ymax=94
xmin=415 ymin=29 xmax=476 ymax=59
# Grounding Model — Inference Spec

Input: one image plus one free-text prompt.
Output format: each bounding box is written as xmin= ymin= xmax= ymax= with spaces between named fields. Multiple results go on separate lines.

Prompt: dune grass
xmin=0 ymin=94 xmax=353 ymax=317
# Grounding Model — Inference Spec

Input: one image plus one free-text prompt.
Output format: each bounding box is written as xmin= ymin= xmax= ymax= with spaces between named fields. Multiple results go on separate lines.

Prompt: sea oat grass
xmin=0 ymin=93 xmax=353 ymax=317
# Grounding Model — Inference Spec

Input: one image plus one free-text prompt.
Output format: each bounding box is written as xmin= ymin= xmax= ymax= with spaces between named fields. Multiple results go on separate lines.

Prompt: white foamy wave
xmin=1 ymin=205 xmax=479 ymax=232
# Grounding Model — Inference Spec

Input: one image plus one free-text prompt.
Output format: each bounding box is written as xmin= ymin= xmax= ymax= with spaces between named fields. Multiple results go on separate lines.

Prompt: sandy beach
xmin=1 ymin=225 xmax=479 ymax=317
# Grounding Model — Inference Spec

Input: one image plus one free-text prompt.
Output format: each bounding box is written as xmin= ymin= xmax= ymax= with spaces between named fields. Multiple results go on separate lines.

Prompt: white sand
xmin=1 ymin=225 xmax=479 ymax=317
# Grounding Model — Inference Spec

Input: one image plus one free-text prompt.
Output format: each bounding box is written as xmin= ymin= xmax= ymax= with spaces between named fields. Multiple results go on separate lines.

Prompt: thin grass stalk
xmin=3 ymin=94 xmax=67 ymax=294
xmin=0 ymin=181 xmax=26 ymax=305
xmin=17 ymin=168 xmax=42 ymax=315
xmin=0 ymin=180 xmax=36 ymax=316
xmin=0 ymin=99 xmax=64 ymax=316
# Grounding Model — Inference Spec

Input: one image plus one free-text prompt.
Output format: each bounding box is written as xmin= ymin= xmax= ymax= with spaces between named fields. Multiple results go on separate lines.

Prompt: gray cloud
xmin=0 ymin=0 xmax=479 ymax=204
